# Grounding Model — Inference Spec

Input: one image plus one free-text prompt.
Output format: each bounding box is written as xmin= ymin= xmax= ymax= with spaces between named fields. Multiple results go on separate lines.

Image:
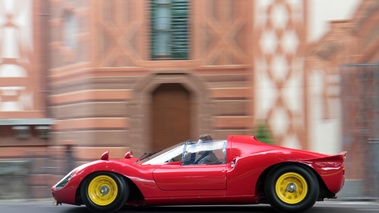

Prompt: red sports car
xmin=51 ymin=135 xmax=346 ymax=213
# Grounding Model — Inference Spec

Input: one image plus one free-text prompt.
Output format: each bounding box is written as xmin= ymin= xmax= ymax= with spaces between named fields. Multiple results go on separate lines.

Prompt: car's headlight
xmin=54 ymin=171 xmax=73 ymax=189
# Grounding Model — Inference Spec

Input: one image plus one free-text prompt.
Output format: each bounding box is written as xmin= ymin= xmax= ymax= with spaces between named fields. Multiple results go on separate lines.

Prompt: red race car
xmin=51 ymin=135 xmax=346 ymax=213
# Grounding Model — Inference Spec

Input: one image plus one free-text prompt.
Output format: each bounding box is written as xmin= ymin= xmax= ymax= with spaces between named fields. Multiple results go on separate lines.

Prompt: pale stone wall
xmin=0 ymin=161 xmax=30 ymax=199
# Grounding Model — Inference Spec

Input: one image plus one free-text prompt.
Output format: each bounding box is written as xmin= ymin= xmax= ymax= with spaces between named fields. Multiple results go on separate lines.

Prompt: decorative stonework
xmin=93 ymin=0 xmax=143 ymax=67
xmin=194 ymin=0 xmax=251 ymax=66
xmin=254 ymin=0 xmax=307 ymax=149
xmin=0 ymin=0 xmax=34 ymax=112
xmin=49 ymin=0 xmax=89 ymax=68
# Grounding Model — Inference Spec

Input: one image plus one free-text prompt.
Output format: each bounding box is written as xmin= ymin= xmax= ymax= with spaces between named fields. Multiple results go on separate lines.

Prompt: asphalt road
xmin=0 ymin=200 xmax=378 ymax=213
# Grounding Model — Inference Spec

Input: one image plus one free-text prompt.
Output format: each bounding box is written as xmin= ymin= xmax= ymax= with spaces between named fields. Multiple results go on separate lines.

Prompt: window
xmin=151 ymin=0 xmax=190 ymax=60
xmin=63 ymin=10 xmax=77 ymax=50
xmin=182 ymin=140 xmax=226 ymax=165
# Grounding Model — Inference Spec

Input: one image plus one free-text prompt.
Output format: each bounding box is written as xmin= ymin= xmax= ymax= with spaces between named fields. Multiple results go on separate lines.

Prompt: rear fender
xmin=300 ymin=151 xmax=347 ymax=194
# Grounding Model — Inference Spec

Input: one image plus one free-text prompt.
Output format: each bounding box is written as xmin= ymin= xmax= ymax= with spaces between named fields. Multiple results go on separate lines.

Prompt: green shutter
xmin=151 ymin=0 xmax=190 ymax=60
xmin=150 ymin=0 xmax=158 ymax=59
xmin=171 ymin=0 xmax=189 ymax=59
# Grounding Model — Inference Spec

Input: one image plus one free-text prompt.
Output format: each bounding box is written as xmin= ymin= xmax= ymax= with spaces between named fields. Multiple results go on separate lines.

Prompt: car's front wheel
xmin=264 ymin=165 xmax=319 ymax=213
xmin=80 ymin=172 xmax=128 ymax=213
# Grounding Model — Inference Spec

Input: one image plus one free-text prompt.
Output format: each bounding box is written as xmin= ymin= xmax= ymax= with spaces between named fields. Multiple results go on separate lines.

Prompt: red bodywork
xmin=51 ymin=135 xmax=346 ymax=206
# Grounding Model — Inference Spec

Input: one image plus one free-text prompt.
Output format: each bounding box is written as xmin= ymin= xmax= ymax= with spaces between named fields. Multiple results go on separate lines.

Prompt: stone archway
xmin=129 ymin=70 xmax=210 ymax=154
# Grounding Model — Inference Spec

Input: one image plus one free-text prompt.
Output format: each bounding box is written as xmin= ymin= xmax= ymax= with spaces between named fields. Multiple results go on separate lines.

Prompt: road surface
xmin=0 ymin=200 xmax=378 ymax=213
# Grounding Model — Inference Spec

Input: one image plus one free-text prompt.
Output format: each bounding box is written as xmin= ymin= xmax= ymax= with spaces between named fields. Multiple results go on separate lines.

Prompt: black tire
xmin=264 ymin=165 xmax=319 ymax=213
xmin=80 ymin=172 xmax=129 ymax=213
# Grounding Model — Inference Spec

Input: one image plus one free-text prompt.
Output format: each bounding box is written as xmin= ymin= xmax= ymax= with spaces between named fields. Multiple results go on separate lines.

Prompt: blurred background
xmin=0 ymin=0 xmax=378 ymax=201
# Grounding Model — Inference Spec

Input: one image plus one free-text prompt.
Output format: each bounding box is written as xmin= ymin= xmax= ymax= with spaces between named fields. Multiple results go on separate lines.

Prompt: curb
xmin=0 ymin=198 xmax=52 ymax=203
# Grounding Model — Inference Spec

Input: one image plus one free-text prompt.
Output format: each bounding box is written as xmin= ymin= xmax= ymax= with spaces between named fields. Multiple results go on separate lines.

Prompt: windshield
xmin=139 ymin=142 xmax=185 ymax=164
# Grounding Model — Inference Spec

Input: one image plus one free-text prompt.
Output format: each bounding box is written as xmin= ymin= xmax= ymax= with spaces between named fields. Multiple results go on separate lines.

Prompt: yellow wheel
xmin=81 ymin=172 xmax=129 ymax=213
xmin=88 ymin=175 xmax=118 ymax=206
xmin=264 ymin=165 xmax=319 ymax=213
xmin=275 ymin=172 xmax=308 ymax=204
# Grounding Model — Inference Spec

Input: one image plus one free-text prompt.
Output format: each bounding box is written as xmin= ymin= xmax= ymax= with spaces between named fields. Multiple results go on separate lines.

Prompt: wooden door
xmin=151 ymin=83 xmax=191 ymax=151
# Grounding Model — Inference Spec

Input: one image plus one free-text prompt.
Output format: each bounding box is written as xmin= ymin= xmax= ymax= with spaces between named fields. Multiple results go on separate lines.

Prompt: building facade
xmin=1 ymin=0 xmax=378 ymax=199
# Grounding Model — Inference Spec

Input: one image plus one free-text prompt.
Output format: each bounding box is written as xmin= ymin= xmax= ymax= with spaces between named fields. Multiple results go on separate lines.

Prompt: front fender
xmin=52 ymin=159 xmax=154 ymax=205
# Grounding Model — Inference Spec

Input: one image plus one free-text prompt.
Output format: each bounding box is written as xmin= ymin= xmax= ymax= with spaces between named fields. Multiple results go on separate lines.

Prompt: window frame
xmin=150 ymin=0 xmax=190 ymax=60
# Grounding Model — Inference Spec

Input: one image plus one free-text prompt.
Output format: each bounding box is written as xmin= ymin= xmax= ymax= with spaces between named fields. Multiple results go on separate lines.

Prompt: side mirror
xmin=101 ymin=151 xmax=109 ymax=160
xmin=124 ymin=151 xmax=133 ymax=158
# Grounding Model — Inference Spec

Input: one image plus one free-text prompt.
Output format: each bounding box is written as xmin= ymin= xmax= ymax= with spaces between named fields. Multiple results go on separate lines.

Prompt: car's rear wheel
xmin=81 ymin=172 xmax=128 ymax=213
xmin=264 ymin=165 xmax=319 ymax=213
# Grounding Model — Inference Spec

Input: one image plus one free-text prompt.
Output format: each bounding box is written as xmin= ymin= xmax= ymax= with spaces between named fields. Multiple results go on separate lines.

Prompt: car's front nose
xmin=51 ymin=170 xmax=79 ymax=205
xmin=53 ymin=171 xmax=73 ymax=190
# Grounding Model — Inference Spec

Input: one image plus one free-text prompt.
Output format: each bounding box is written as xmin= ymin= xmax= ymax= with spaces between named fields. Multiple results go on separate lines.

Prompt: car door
xmin=152 ymin=140 xmax=227 ymax=191
xmin=153 ymin=163 xmax=226 ymax=190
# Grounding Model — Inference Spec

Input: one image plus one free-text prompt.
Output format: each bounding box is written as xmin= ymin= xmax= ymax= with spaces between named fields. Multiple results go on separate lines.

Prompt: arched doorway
xmin=151 ymin=83 xmax=191 ymax=151
xmin=130 ymin=71 xmax=211 ymax=155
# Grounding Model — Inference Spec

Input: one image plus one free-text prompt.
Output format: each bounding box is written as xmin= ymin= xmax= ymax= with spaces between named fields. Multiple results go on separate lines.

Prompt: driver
xmin=193 ymin=134 xmax=220 ymax=165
